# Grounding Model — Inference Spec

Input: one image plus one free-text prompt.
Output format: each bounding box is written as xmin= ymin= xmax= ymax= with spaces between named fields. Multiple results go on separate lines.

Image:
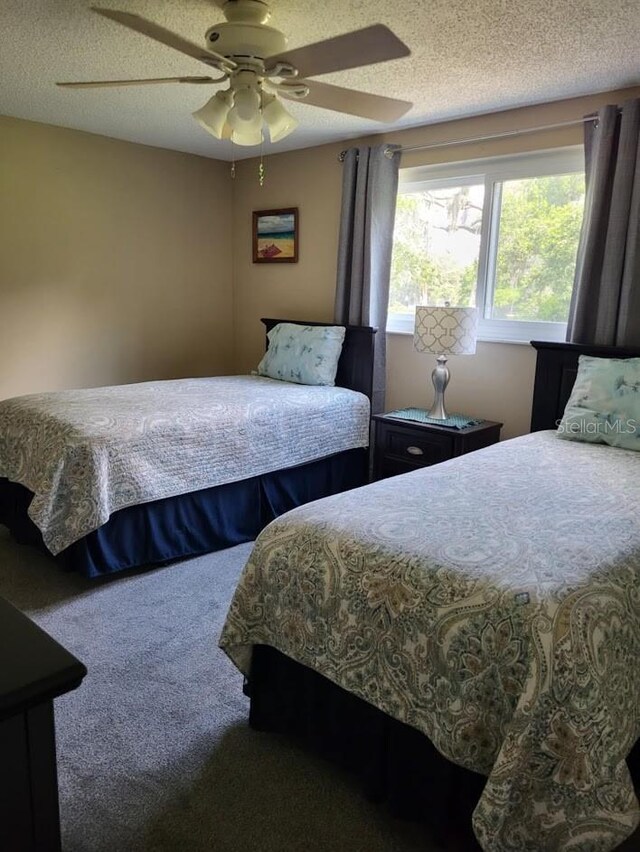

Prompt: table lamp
xmin=413 ymin=305 xmax=478 ymax=420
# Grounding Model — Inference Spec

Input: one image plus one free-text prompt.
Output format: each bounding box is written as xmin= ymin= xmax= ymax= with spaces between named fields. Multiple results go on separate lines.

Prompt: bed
xmin=219 ymin=339 xmax=640 ymax=852
xmin=0 ymin=318 xmax=375 ymax=578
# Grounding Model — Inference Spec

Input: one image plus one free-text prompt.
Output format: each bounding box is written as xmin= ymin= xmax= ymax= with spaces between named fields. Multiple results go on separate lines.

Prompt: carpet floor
xmin=3 ymin=528 xmax=639 ymax=852
xmin=0 ymin=527 xmax=431 ymax=852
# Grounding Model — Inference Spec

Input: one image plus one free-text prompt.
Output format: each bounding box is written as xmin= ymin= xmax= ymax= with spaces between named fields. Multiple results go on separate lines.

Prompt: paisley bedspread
xmin=0 ymin=376 xmax=369 ymax=554
xmin=220 ymin=431 xmax=640 ymax=851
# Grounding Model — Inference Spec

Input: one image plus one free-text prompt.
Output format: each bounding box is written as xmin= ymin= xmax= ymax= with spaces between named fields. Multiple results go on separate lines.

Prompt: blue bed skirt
xmin=0 ymin=449 xmax=367 ymax=578
xmin=248 ymin=645 xmax=640 ymax=849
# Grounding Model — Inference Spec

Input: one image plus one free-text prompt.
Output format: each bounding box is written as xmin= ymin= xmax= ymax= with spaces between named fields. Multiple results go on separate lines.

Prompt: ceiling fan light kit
xmin=58 ymin=0 xmax=414 ymax=175
xmin=194 ymin=83 xmax=299 ymax=146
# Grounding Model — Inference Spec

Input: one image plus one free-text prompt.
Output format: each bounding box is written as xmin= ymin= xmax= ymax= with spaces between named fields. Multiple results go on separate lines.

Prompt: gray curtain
xmin=334 ymin=144 xmax=400 ymax=413
xmin=567 ymin=98 xmax=640 ymax=346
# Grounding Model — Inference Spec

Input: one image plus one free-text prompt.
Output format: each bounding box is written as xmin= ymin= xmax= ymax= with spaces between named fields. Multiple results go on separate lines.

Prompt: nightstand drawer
xmin=385 ymin=428 xmax=453 ymax=465
xmin=371 ymin=412 xmax=503 ymax=482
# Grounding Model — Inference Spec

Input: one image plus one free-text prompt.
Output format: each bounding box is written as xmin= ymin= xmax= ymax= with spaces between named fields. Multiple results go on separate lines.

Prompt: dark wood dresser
xmin=372 ymin=413 xmax=502 ymax=480
xmin=0 ymin=596 xmax=87 ymax=852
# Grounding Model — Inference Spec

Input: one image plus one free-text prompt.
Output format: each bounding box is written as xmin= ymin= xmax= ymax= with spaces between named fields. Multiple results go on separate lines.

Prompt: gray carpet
xmin=0 ymin=527 xmax=431 ymax=852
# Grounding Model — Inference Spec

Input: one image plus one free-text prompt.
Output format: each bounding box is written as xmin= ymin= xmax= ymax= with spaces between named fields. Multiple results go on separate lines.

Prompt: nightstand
xmin=372 ymin=413 xmax=502 ymax=480
xmin=0 ymin=597 xmax=86 ymax=852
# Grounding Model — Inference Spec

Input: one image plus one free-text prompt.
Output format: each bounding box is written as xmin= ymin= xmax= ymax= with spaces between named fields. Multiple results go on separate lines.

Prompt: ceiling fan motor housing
xmin=219 ymin=0 xmax=271 ymax=24
xmin=205 ymin=21 xmax=287 ymax=61
xmin=207 ymin=1 xmax=286 ymax=62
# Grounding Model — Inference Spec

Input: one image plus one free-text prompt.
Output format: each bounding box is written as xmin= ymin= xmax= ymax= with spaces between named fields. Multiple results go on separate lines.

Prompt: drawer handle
xmin=406 ymin=445 xmax=424 ymax=456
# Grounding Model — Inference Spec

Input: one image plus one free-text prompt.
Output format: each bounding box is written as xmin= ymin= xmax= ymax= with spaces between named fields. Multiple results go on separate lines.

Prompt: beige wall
xmin=4 ymin=86 xmax=640 ymax=431
xmin=0 ymin=116 xmax=234 ymax=399
xmin=233 ymin=85 xmax=640 ymax=439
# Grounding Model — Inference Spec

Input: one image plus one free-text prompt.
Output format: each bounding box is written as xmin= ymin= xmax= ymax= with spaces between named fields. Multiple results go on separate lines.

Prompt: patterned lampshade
xmin=413 ymin=305 xmax=478 ymax=356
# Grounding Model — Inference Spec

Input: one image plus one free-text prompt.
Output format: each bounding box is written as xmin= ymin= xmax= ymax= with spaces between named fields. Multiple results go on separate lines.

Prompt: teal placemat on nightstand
xmin=386 ymin=408 xmax=483 ymax=429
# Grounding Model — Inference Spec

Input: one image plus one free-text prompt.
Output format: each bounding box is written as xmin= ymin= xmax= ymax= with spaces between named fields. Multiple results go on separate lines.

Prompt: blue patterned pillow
xmin=256 ymin=323 xmax=346 ymax=386
xmin=557 ymin=355 xmax=640 ymax=451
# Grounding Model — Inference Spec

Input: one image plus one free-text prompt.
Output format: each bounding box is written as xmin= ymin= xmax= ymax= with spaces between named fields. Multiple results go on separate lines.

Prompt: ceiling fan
xmin=57 ymin=0 xmax=413 ymax=147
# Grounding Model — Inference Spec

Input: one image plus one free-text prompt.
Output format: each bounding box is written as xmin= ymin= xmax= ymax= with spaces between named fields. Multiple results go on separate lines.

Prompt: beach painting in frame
xmin=253 ymin=208 xmax=298 ymax=263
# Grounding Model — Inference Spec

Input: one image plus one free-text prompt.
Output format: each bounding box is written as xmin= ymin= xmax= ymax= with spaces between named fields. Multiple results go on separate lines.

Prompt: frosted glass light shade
xmin=231 ymin=115 xmax=263 ymax=146
xmin=414 ymin=306 xmax=478 ymax=355
xmin=263 ymin=96 xmax=298 ymax=143
xmin=227 ymin=102 xmax=262 ymax=130
xmin=192 ymin=91 xmax=233 ymax=139
xmin=233 ymin=87 xmax=261 ymax=120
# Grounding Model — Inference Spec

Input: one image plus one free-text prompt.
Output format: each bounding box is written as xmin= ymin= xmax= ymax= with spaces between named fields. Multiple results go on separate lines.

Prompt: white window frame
xmin=388 ymin=146 xmax=585 ymax=343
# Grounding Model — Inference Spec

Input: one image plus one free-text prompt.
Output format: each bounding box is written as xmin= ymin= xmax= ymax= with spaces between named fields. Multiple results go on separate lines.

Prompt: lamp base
xmin=427 ymin=355 xmax=450 ymax=420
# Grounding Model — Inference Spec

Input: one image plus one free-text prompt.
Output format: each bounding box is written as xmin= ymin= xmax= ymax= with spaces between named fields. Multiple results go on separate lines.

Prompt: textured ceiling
xmin=1 ymin=0 xmax=639 ymax=161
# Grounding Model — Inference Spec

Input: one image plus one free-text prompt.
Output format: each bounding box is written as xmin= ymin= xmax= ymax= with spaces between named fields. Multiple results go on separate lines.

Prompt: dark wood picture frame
xmin=253 ymin=208 xmax=298 ymax=263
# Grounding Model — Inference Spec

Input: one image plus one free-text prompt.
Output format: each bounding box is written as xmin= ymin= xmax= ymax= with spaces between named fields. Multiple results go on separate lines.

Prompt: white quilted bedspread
xmin=0 ymin=375 xmax=370 ymax=554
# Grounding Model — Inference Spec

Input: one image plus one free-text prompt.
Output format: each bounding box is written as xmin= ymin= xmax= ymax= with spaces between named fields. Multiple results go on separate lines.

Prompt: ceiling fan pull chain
xmin=230 ymin=140 xmax=236 ymax=179
xmin=258 ymin=133 xmax=265 ymax=187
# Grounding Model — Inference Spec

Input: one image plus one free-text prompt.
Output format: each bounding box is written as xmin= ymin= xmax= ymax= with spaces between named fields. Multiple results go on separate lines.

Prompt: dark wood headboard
xmin=530 ymin=340 xmax=640 ymax=432
xmin=261 ymin=318 xmax=377 ymax=401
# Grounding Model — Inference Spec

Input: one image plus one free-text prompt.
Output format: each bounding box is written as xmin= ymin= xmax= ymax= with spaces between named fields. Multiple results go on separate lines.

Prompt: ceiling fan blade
xmin=91 ymin=7 xmax=236 ymax=70
xmin=57 ymin=76 xmax=217 ymax=89
xmin=265 ymin=24 xmax=409 ymax=79
xmin=282 ymin=79 xmax=412 ymax=123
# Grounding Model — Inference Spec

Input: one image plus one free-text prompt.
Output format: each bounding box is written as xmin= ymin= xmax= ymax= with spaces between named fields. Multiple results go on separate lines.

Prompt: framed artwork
xmin=253 ymin=207 xmax=298 ymax=263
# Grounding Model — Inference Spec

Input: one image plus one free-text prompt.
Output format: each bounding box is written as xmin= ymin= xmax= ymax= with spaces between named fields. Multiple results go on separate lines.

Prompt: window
xmin=388 ymin=147 xmax=586 ymax=342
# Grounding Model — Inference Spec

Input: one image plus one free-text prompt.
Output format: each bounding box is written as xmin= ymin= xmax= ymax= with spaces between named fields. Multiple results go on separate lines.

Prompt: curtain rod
xmin=337 ymin=116 xmax=597 ymax=162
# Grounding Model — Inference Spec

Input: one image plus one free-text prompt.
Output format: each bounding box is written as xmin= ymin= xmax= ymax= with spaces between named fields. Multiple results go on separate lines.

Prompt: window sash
xmin=389 ymin=146 xmax=585 ymax=342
